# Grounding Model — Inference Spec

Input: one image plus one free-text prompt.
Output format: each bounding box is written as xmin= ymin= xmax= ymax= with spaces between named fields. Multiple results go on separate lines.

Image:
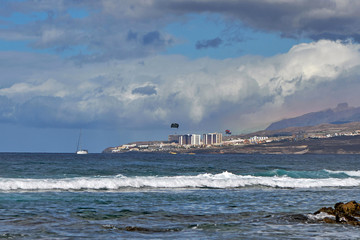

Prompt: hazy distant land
xmin=104 ymin=103 xmax=360 ymax=154
xmin=188 ymin=135 xmax=360 ymax=154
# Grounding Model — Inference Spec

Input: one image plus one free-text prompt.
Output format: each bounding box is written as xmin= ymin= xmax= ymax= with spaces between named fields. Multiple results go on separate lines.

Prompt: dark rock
xmin=314 ymin=201 xmax=360 ymax=226
xmin=323 ymin=217 xmax=337 ymax=224
xmin=124 ymin=226 xmax=181 ymax=232
xmin=289 ymin=214 xmax=309 ymax=222
xmin=125 ymin=226 xmax=152 ymax=232
xmin=342 ymin=214 xmax=358 ymax=223
xmin=314 ymin=207 xmax=335 ymax=215
xmin=335 ymin=201 xmax=360 ymax=217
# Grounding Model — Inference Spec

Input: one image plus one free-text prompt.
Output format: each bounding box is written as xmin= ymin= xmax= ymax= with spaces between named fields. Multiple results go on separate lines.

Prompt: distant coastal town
xmin=103 ymin=124 xmax=360 ymax=154
xmin=103 ymin=103 xmax=360 ymax=154
xmin=101 ymin=103 xmax=360 ymax=154
xmin=106 ymin=132 xmax=225 ymax=153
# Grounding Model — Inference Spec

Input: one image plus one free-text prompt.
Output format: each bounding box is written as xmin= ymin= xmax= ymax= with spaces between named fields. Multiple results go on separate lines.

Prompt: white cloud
xmin=0 ymin=79 xmax=67 ymax=102
xmin=40 ymin=28 xmax=65 ymax=44
xmin=249 ymin=40 xmax=360 ymax=99
xmin=0 ymin=40 xmax=360 ymax=132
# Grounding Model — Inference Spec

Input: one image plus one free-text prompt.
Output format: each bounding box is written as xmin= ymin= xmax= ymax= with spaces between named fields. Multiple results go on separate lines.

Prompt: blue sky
xmin=1 ymin=0 xmax=360 ymax=152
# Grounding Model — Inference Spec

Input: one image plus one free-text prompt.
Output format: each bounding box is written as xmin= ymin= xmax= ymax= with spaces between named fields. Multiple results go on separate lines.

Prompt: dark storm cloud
xmin=3 ymin=0 xmax=360 ymax=64
xmin=132 ymin=85 xmax=157 ymax=96
xmin=196 ymin=37 xmax=222 ymax=49
xmin=0 ymin=1 xmax=174 ymax=63
xmin=142 ymin=31 xmax=164 ymax=45
xmin=166 ymin=0 xmax=360 ymax=41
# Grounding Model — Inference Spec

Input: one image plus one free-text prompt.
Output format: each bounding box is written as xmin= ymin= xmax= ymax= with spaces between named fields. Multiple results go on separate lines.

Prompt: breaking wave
xmin=324 ymin=170 xmax=360 ymax=177
xmin=1 ymin=170 xmax=360 ymax=191
xmin=254 ymin=169 xmax=359 ymax=179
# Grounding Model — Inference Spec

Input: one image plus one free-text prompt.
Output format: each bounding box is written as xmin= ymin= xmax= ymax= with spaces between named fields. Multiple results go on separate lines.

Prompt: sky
xmin=1 ymin=0 xmax=360 ymax=153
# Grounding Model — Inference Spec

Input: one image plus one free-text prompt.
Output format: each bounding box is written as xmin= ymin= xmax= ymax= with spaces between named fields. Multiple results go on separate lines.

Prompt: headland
xmin=103 ymin=122 xmax=360 ymax=154
xmin=103 ymin=103 xmax=360 ymax=154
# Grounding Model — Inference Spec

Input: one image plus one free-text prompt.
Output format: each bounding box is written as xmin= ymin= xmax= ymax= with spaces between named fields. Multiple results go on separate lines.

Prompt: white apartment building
xmin=202 ymin=133 xmax=222 ymax=145
xmin=179 ymin=134 xmax=201 ymax=146
xmin=191 ymin=134 xmax=201 ymax=146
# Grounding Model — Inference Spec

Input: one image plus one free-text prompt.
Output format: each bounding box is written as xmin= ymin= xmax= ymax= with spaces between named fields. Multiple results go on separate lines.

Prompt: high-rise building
xmin=179 ymin=134 xmax=201 ymax=146
xmin=168 ymin=135 xmax=180 ymax=143
xmin=191 ymin=134 xmax=201 ymax=145
xmin=179 ymin=134 xmax=191 ymax=145
xmin=202 ymin=133 xmax=222 ymax=145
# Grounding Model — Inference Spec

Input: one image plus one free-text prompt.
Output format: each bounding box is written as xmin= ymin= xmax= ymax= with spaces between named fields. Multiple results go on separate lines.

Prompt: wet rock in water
xmin=323 ymin=217 xmax=337 ymax=224
xmin=335 ymin=201 xmax=360 ymax=217
xmin=314 ymin=200 xmax=360 ymax=226
xmin=314 ymin=207 xmax=335 ymax=216
xmin=289 ymin=214 xmax=309 ymax=222
xmin=124 ymin=226 xmax=181 ymax=232
xmin=125 ymin=226 xmax=154 ymax=232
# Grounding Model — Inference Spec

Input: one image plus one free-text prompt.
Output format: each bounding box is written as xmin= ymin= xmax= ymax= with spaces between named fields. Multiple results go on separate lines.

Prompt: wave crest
xmin=1 ymin=171 xmax=360 ymax=191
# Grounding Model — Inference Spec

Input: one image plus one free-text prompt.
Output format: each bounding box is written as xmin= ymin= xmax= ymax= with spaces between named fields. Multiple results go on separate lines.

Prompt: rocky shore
xmin=313 ymin=201 xmax=360 ymax=226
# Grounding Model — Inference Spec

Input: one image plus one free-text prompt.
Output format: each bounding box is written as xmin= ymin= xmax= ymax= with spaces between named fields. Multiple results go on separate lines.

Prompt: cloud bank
xmin=3 ymin=0 xmax=360 ymax=63
xmin=1 ymin=40 xmax=360 ymax=133
xmin=166 ymin=0 xmax=360 ymax=41
xmin=2 ymin=0 xmax=360 ymax=137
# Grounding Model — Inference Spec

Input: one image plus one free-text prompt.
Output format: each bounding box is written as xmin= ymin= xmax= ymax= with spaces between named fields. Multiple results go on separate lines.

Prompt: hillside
xmin=189 ymin=135 xmax=360 ymax=154
xmin=234 ymin=121 xmax=360 ymax=139
xmin=266 ymin=103 xmax=360 ymax=131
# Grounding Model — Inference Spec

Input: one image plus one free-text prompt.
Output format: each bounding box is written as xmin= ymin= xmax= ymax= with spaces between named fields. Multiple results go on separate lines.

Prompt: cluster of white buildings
xmin=171 ymin=133 xmax=223 ymax=146
xmin=172 ymin=133 xmax=272 ymax=146
xmin=309 ymin=130 xmax=360 ymax=139
xmin=110 ymin=132 xmax=223 ymax=153
xmin=109 ymin=128 xmax=360 ymax=153
xmin=249 ymin=136 xmax=269 ymax=144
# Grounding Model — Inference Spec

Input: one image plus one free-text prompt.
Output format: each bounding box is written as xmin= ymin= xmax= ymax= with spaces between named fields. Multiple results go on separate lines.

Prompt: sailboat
xmin=76 ymin=130 xmax=88 ymax=154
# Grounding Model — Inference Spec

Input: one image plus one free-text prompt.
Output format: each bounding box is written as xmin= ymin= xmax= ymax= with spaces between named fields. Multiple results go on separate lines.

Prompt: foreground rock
xmin=314 ymin=201 xmax=360 ymax=226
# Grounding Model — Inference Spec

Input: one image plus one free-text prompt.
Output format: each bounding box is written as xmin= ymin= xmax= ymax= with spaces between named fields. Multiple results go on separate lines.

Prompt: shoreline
xmin=104 ymin=135 xmax=360 ymax=155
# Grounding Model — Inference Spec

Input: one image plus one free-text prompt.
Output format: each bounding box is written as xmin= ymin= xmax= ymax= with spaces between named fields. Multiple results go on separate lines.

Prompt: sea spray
xmin=254 ymin=169 xmax=353 ymax=178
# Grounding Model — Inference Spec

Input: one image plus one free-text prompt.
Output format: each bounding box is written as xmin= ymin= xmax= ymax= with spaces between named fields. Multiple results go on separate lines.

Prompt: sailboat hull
xmin=76 ymin=150 xmax=88 ymax=154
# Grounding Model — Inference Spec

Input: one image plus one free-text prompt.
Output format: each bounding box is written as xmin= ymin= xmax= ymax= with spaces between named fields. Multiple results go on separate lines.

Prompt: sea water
xmin=1 ymin=153 xmax=360 ymax=239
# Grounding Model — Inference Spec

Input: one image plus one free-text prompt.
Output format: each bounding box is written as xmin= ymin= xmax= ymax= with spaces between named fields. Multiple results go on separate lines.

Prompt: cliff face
xmin=266 ymin=103 xmax=360 ymax=131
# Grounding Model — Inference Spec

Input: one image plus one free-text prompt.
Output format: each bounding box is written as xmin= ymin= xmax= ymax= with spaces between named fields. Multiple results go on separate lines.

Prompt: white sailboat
xmin=76 ymin=130 xmax=88 ymax=154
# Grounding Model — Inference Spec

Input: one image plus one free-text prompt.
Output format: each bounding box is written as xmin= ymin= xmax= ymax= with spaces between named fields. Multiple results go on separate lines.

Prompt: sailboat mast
xmin=77 ymin=129 xmax=82 ymax=151
xmin=76 ymin=129 xmax=88 ymax=154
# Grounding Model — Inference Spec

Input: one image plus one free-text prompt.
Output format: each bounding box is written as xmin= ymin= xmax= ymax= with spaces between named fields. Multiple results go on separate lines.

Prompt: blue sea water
xmin=1 ymin=153 xmax=360 ymax=239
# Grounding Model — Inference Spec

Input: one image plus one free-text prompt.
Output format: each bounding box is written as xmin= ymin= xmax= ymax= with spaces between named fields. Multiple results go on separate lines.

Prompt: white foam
xmin=325 ymin=169 xmax=360 ymax=177
xmin=307 ymin=212 xmax=335 ymax=221
xmin=1 ymin=172 xmax=360 ymax=191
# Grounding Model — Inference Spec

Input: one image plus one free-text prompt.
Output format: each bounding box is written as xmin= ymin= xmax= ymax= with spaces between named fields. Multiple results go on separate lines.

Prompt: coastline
xmin=104 ymin=135 xmax=360 ymax=155
xmin=179 ymin=135 xmax=360 ymax=154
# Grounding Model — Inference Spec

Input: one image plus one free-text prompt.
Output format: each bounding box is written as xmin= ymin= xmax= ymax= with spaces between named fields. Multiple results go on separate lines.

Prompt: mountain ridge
xmin=266 ymin=103 xmax=360 ymax=131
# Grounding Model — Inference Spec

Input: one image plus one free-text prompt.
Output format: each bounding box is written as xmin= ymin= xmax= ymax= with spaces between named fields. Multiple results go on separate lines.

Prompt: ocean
xmin=1 ymin=153 xmax=360 ymax=239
